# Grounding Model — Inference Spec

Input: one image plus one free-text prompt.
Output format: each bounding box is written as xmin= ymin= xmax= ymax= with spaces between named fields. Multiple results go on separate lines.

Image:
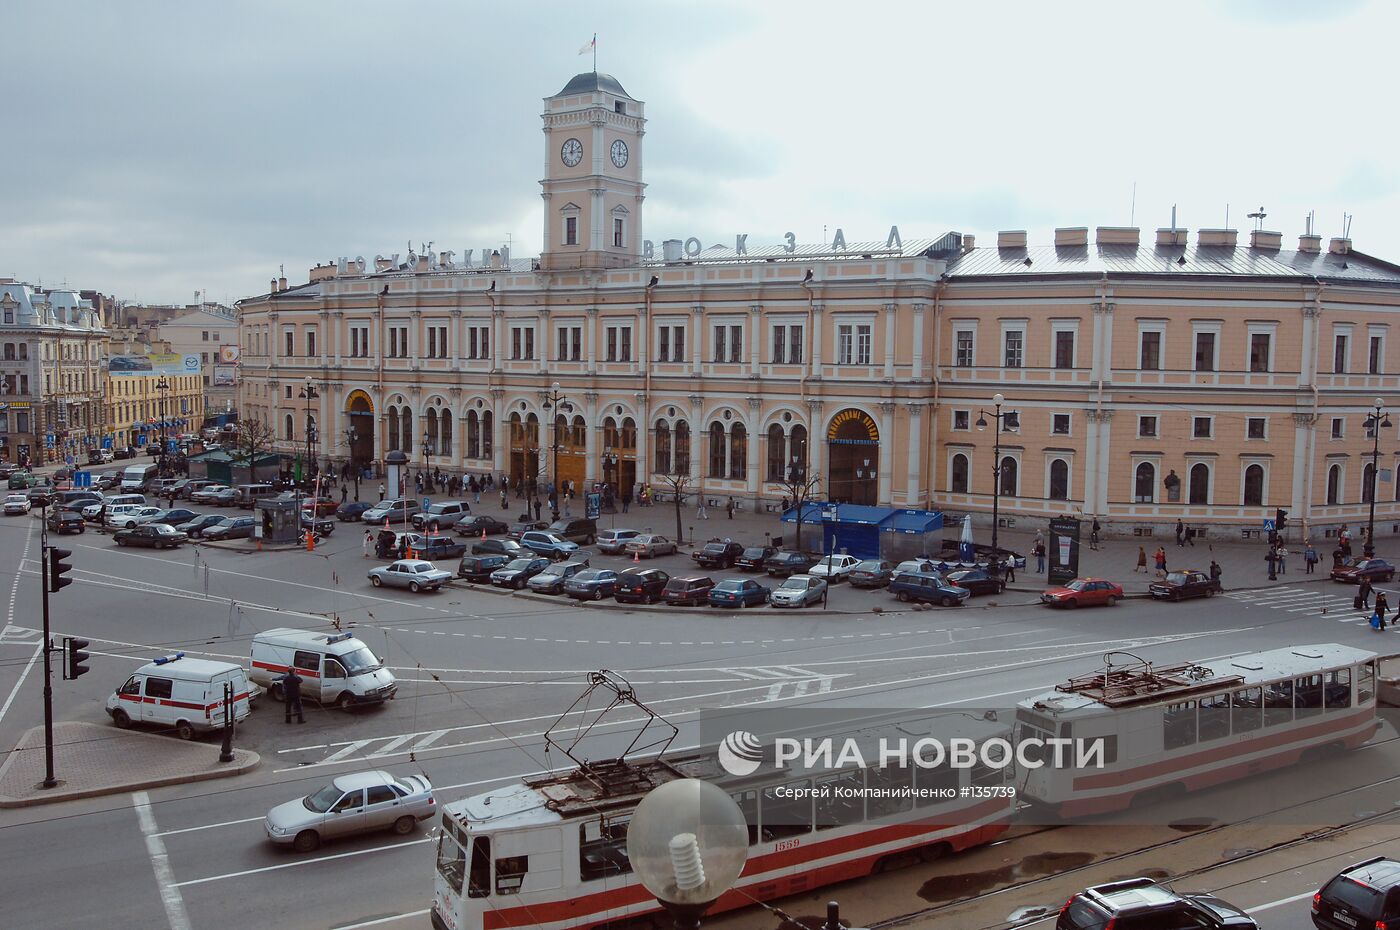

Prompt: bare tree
xmin=236 ymin=418 xmax=276 ymax=484
xmin=776 ymin=467 xmax=824 ymax=553
xmin=655 ymin=472 xmax=694 ymax=544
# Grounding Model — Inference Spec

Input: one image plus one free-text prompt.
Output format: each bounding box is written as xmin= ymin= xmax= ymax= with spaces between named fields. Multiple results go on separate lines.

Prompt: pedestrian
xmin=1340 ymin=525 xmax=1353 ymax=559
xmin=1002 ymin=556 xmax=1017 ymax=583
xmin=697 ymin=498 xmax=708 ymax=519
xmin=501 ymin=489 xmax=509 ymax=511
xmin=622 ymin=489 xmax=632 ymax=513
xmin=1210 ymin=560 xmax=1222 ymax=589
xmin=98 ymin=502 xmax=107 ymax=533
xmin=281 ymin=666 xmax=305 ymax=724
xmin=1136 ymin=546 xmax=1147 ymax=573
xmin=1154 ymin=546 xmax=1167 ymax=578
xmin=1090 ymin=518 xmax=1101 ymax=551
xmin=1304 ymin=541 xmax=1318 ymax=575
xmin=727 ymin=496 xmax=735 ymax=520
xmin=1265 ymin=546 xmax=1278 ymax=579
xmin=532 ymin=498 xmax=542 ymax=521
xmin=363 ymin=529 xmax=372 ymax=558
xmin=341 ymin=485 xmax=349 ymax=503
xmin=378 ymin=482 xmax=386 ymax=500
xmin=821 ymin=581 xmax=829 ymax=609
xmin=781 ymin=496 xmax=791 ymax=513
xmin=1276 ymin=543 xmax=1288 ymax=574
xmin=1377 ymin=591 xmax=1391 ymax=628
xmin=1334 ymin=547 xmax=1346 ymax=569
xmin=1175 ymin=519 xmax=1185 ymax=547
xmin=1184 ymin=523 xmax=1196 ymax=547
xmin=1034 ymin=539 xmax=1046 ymax=573
xmin=397 ymin=535 xmax=408 ymax=561
xmin=1358 ymin=577 xmax=1373 ymax=610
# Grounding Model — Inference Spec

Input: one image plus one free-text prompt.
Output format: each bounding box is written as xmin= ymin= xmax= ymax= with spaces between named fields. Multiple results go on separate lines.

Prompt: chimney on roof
xmin=1329 ymin=237 xmax=1352 ymax=255
xmin=1156 ymin=227 xmax=1188 ymax=247
xmin=961 ymin=234 xmax=975 ymax=252
xmin=1250 ymin=229 xmax=1282 ymax=250
xmin=1197 ymin=229 xmax=1238 ymax=248
xmin=1096 ymin=227 xmax=1141 ymax=247
xmin=270 ymin=278 xmax=278 ymax=294
xmin=1054 ymin=227 xmax=1088 ymax=247
xmin=997 ymin=230 xmax=1027 ymax=249
xmin=277 ymin=276 xmax=287 ymax=291
xmin=1298 ymin=233 xmax=1322 ymax=253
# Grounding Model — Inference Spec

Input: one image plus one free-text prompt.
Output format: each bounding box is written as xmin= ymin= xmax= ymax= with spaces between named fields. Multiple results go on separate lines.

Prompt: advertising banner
xmin=1047 ymin=516 xmax=1081 ymax=585
xmin=108 ymin=353 xmax=202 ymax=377
xmin=213 ymin=365 xmax=237 ymax=387
xmin=218 ymin=344 xmax=240 ymax=363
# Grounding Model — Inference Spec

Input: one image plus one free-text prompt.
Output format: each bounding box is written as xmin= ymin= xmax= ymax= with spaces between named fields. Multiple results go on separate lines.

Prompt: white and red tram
xmin=1014 ymin=644 xmax=1381 ymax=817
xmin=431 ymin=741 xmax=1013 ymax=930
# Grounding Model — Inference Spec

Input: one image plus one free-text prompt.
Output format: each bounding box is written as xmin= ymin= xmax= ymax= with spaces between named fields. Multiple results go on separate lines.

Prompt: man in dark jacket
xmin=282 ymin=667 xmax=305 ymax=724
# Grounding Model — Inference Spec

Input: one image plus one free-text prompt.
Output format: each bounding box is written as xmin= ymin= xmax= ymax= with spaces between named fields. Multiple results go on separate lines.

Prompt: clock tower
xmin=539 ymin=72 xmax=646 ymax=271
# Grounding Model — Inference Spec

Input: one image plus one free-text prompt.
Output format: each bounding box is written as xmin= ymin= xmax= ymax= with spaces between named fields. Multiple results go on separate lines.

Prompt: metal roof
xmin=555 ymin=71 xmax=632 ymax=100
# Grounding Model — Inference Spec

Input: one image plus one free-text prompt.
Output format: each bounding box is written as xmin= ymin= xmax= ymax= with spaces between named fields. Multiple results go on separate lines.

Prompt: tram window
xmin=1359 ymin=662 xmax=1376 ymax=704
xmin=1296 ymin=675 xmax=1324 ymax=717
xmin=1198 ymin=694 xmax=1230 ymax=741
xmin=579 ymin=817 xmax=632 ymax=881
xmin=1163 ymin=702 xmax=1196 ymax=749
xmin=815 ymin=772 xmax=864 ymax=830
xmin=495 ymin=855 xmax=528 ymax=895
xmin=1264 ymin=680 xmax=1294 ymax=727
xmin=436 ymin=834 xmax=466 ymax=895
xmin=1078 ymin=734 xmax=1117 ymax=766
xmin=916 ymin=764 xmax=958 ymax=807
xmin=1325 ymin=668 xmax=1352 ymax=710
xmin=731 ymin=789 xmax=760 ymax=845
xmin=760 ymin=779 xmax=812 ymax=840
xmin=867 ymin=765 xmax=914 ymax=817
xmin=1232 ymin=687 xmax=1263 ymax=734
xmin=467 ymin=835 xmax=491 ymax=899
xmin=971 ymin=761 xmax=1004 ymax=787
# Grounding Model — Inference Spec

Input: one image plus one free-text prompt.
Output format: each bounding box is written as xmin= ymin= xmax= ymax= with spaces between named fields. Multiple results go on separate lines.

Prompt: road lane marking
xmin=0 ymin=524 xmax=38 ymax=727
xmin=1247 ymin=890 xmax=1316 ymax=914
xmin=154 ymin=815 xmax=266 ymax=838
xmin=321 ymin=739 xmax=375 ymax=764
xmin=172 ymin=836 xmax=432 ymax=887
xmin=134 ymin=790 xmax=193 ymax=930
xmin=334 ymin=911 xmax=431 ymax=929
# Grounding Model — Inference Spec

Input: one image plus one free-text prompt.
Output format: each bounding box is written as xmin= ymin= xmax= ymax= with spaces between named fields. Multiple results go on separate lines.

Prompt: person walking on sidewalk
xmin=1276 ymin=543 xmax=1289 ymax=574
xmin=726 ymin=496 xmax=735 ymax=520
xmin=1377 ymin=590 xmax=1390 ymax=628
xmin=1002 ymin=556 xmax=1017 ymax=583
xmin=281 ymin=667 xmax=305 ymax=724
xmin=1034 ymin=539 xmax=1045 ymax=574
xmin=1358 ymin=577 xmax=1374 ymax=610
xmin=697 ymin=497 xmax=708 ymax=520
xmin=1184 ymin=523 xmax=1196 ymax=546
xmin=1090 ymin=518 xmax=1101 ymax=551
xmin=363 ymin=529 xmax=372 ymax=558
xmin=1266 ymin=546 xmax=1278 ymax=579
xmin=1154 ymin=546 xmax=1167 ymax=578
xmin=1304 ymin=541 xmax=1319 ymax=574
xmin=1136 ymin=546 xmax=1148 ymax=573
xmin=1176 ymin=519 xmax=1185 ymax=547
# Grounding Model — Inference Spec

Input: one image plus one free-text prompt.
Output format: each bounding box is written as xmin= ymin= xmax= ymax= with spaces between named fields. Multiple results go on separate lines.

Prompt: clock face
xmin=561 ymin=138 xmax=583 ymax=168
xmin=610 ymin=139 xmax=629 ymax=168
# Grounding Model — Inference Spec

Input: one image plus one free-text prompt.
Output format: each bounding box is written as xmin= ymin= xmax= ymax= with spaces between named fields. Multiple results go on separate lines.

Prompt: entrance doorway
xmin=345 ymin=391 xmax=375 ymax=474
xmin=825 ymin=408 xmax=879 ymax=505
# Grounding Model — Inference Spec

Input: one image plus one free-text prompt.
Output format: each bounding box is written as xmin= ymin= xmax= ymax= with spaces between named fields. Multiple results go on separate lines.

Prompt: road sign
xmin=1262 ymin=519 xmax=1276 ymax=531
xmin=422 ymin=497 xmax=430 ymax=511
xmin=585 ymin=492 xmax=601 ymax=519
xmin=73 ymin=471 xmax=91 ymax=488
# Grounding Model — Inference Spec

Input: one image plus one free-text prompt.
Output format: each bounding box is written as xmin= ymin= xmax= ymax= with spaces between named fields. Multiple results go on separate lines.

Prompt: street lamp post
xmin=345 ymin=426 xmax=360 ymax=501
xmin=976 ymin=393 xmax=1017 ymax=571
xmin=155 ymin=375 xmax=170 ymax=477
xmin=1364 ymin=398 xmax=1392 ymax=558
xmin=298 ymin=378 xmax=319 ymax=488
xmin=602 ymin=447 xmax=619 ymax=516
xmin=541 ymin=381 xmax=571 ymax=522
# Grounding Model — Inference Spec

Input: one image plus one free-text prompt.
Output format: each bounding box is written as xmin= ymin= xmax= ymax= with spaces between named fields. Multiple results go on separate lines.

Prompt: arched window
xmin=766 ymin=425 xmax=786 ymax=481
xmin=730 ymin=423 xmax=747 ymax=479
xmin=999 ymin=456 xmax=1018 ymax=497
xmin=708 ymin=422 xmax=727 ymax=478
xmin=790 ymin=425 xmax=808 ymax=473
xmin=525 ymin=412 xmax=539 ymax=449
xmin=1243 ymin=464 xmax=1265 ymax=506
xmin=1363 ymin=463 xmax=1376 ymax=504
xmin=466 ymin=411 xmax=480 ymax=458
xmin=1327 ymin=464 xmax=1342 ymax=505
xmin=425 ymin=409 xmax=439 ymax=455
xmin=1134 ymin=463 xmax=1155 ymax=503
xmin=439 ymin=412 xmax=452 ymax=456
xmin=1189 ymin=463 xmax=1210 ymax=505
xmin=620 ymin=417 xmax=636 ymax=452
xmin=571 ymin=415 xmax=586 ymax=450
xmin=387 ymin=408 xmax=399 ymax=451
xmin=400 ymin=408 xmax=413 ymax=453
xmin=602 ymin=416 xmax=620 ymax=451
xmin=675 ymin=421 xmax=691 ymax=474
xmin=1049 ymin=459 xmax=1069 ymax=500
xmin=2 ymin=344 xmax=12 ymax=361
xmin=950 ymin=453 xmax=969 ymax=493
xmin=284 ymin=413 xmax=295 ymax=441
xmin=654 ymin=419 xmax=671 ymax=474
xmin=481 ymin=411 xmax=493 ymax=457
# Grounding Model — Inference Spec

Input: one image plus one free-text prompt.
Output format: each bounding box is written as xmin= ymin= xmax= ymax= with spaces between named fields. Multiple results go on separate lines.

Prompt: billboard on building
xmin=213 ymin=365 xmax=238 ymax=387
xmin=218 ymin=345 xmax=240 ymax=363
xmin=108 ymin=353 xmax=202 ymax=377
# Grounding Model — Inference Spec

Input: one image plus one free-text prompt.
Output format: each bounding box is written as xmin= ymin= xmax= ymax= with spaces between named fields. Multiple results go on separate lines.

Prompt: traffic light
xmin=47 ymin=547 xmax=73 ymax=593
xmin=1276 ymin=508 xmax=1289 ymax=532
xmin=64 ymin=637 xmax=90 ymax=680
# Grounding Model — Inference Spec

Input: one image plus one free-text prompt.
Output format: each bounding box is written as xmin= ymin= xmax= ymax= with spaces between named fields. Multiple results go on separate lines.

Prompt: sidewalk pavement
xmin=0 ymin=721 xmax=259 ymax=808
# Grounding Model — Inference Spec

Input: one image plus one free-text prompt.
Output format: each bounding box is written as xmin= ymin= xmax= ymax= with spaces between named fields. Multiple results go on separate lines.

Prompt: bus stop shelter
xmin=780 ymin=504 xmax=944 ymax=560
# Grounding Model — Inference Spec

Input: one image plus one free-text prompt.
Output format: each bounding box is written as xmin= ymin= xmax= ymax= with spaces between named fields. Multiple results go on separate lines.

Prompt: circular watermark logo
xmin=717 ymin=730 xmax=764 ymax=776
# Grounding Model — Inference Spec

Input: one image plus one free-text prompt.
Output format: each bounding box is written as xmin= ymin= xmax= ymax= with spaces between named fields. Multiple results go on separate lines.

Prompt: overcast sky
xmin=4 ymin=0 xmax=1391 ymax=306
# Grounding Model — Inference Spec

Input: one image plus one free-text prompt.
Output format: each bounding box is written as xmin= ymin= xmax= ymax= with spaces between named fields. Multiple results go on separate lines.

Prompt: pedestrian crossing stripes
xmin=1226 ymin=585 xmax=1393 ymax=624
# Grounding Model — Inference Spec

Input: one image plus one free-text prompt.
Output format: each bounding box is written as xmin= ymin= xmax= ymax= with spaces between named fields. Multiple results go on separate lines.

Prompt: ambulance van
xmin=249 ymin=629 xmax=397 ymax=709
xmin=106 ymin=653 xmax=252 ymax=740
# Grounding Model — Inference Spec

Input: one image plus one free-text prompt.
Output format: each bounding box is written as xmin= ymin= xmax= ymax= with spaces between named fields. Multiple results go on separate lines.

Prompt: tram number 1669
xmin=774 ymin=838 xmax=801 ymax=852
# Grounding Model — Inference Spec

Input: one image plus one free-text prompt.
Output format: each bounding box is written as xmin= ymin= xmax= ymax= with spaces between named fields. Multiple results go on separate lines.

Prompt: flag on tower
xmin=578 ymin=34 xmax=596 ymax=55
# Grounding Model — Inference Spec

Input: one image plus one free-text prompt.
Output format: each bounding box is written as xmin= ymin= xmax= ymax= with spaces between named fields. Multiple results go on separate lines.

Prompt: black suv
xmin=1058 ymin=879 xmax=1256 ymax=930
xmin=693 ymin=541 xmax=744 ymax=569
xmin=1313 ymin=858 xmax=1400 ymax=930
xmin=614 ymin=568 xmax=670 ymax=604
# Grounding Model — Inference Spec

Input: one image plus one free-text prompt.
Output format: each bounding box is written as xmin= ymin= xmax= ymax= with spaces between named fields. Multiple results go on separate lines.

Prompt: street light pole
xmin=299 ymin=378 xmax=319 ymax=488
xmin=155 ymin=375 xmax=170 ymax=477
xmin=541 ymin=381 xmax=571 ymax=522
xmin=977 ymin=393 xmax=1014 ymax=567
xmin=1364 ymin=398 xmax=1391 ymax=558
xmin=346 ymin=426 xmax=360 ymax=501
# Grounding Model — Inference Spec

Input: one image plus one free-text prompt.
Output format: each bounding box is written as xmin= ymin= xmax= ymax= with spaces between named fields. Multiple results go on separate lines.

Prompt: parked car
xmin=454 ymin=514 xmax=509 ymax=537
xmin=263 ymin=769 xmax=436 ymax=853
xmin=457 ymin=553 xmax=512 ymax=582
xmin=8 ymin=472 xmax=39 ymax=489
xmin=597 ymin=528 xmax=642 ymax=554
xmin=663 ymin=576 xmax=716 ymax=606
xmin=735 ymin=545 xmax=777 ymax=571
xmin=300 ymin=512 xmax=337 ymax=537
xmin=1332 ymin=557 xmax=1396 ymax=584
xmin=527 ymin=560 xmax=591 ymax=595
xmin=211 ymin=487 xmax=241 ymax=507
xmin=1041 ymin=578 xmax=1124 ymax=609
xmin=564 ymin=568 xmax=620 ymax=601
xmin=190 ymin=484 xmax=229 ymax=504
xmin=412 ymin=501 xmax=472 ymax=532
xmin=177 ymin=513 xmax=226 ymax=538
xmin=367 ymin=559 xmax=452 ymax=592
xmin=293 ymin=496 xmax=338 ymax=517
xmin=95 ymin=471 xmax=123 ymax=490
xmin=507 ymin=520 xmax=549 ymax=539
xmin=626 ymin=534 xmax=679 ymax=559
xmin=708 ymin=578 xmax=771 ymax=608
xmin=1148 ymin=570 xmax=1221 ymax=601
xmin=114 ymin=524 xmax=189 ymax=549
xmin=138 ymin=507 xmax=200 ymax=528
xmin=179 ymin=479 xmax=217 ymax=499
xmin=613 ymin=568 xmax=670 ymax=604
xmin=2 ymin=493 xmax=30 ymax=515
xmin=26 ymin=486 xmax=55 ymax=508
xmin=764 ymin=550 xmax=818 ymax=578
xmin=336 ymin=501 xmax=373 ymax=522
xmin=404 ymin=533 xmax=465 ymax=561
xmin=946 ymin=568 xmax=1005 ymax=596
xmin=88 ymin=448 xmax=115 ymax=464
xmin=1056 ymin=878 xmax=1256 ymax=930
xmin=546 ymin=517 xmax=598 ymax=545
xmin=769 ymin=574 xmax=827 ymax=608
xmin=889 ymin=571 xmax=969 ymax=606
xmin=520 ymin=530 xmax=581 ymax=561
xmin=472 ymin=538 xmax=526 ymax=558
xmin=491 ymin=556 xmax=552 ymax=589
xmin=894 ymin=558 xmax=944 ymax=576
xmin=848 ymin=560 xmax=894 ymax=588
xmin=111 ymin=506 xmax=163 ymax=529
xmin=112 ymin=446 xmax=136 ymax=459
xmin=46 ymin=509 xmax=85 ymax=534
xmin=362 ymin=498 xmax=420 ymax=524
xmin=693 ymin=540 xmax=745 ymax=569
xmin=809 ymin=554 xmax=863 ymax=583
xmin=1311 ymin=857 xmax=1400 ymax=930
xmin=202 ymin=516 xmax=257 ymax=541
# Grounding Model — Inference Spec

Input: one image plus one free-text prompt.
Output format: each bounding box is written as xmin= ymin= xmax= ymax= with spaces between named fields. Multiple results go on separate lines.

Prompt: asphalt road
xmin=0 ymin=509 xmax=1395 ymax=929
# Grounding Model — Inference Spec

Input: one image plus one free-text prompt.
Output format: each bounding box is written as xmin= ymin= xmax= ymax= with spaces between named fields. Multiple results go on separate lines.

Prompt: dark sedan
xmin=507 ymin=520 xmax=549 ymax=539
xmin=946 ymin=568 xmax=1005 ymax=596
xmin=46 ymin=510 xmax=86 ymax=534
xmin=114 ymin=524 xmax=188 ymax=549
xmin=848 ymin=560 xmax=894 ymax=588
xmin=177 ymin=513 xmax=227 ymax=537
xmin=203 ymin=516 xmax=256 ymax=540
xmin=764 ymin=551 xmax=818 ymax=578
xmin=693 ymin=541 xmax=745 ymax=570
xmin=735 ymin=546 xmax=777 ymax=571
xmin=472 ymin=538 xmax=526 ymax=558
xmin=614 ymin=568 xmax=669 ymax=604
xmin=457 ymin=553 xmax=511 ymax=582
xmin=336 ymin=501 xmax=373 ymax=522
xmin=142 ymin=507 xmax=200 ymax=527
xmin=455 ymin=514 xmax=509 ymax=537
xmin=1148 ymin=570 xmax=1221 ymax=601
xmin=708 ymin=578 xmax=771 ymax=608
xmin=564 ymin=568 xmax=620 ymax=601
xmin=1332 ymin=557 xmax=1396 ymax=584
xmin=490 ymin=556 xmax=551 ymax=589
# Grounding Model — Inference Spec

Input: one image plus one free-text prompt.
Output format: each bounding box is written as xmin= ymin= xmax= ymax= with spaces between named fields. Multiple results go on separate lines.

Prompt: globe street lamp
xmin=298 ymin=378 xmax=319 ymax=487
xmin=155 ymin=375 xmax=171 ymax=476
xmin=1364 ymin=398 xmax=1392 ymax=558
xmin=345 ymin=425 xmax=360 ymax=501
xmin=541 ymin=381 xmax=572 ymax=521
xmin=976 ymin=393 xmax=1017 ymax=571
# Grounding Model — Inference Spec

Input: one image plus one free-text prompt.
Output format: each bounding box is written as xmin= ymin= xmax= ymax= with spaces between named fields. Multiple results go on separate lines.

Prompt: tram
xmin=1013 ymin=644 xmax=1381 ymax=817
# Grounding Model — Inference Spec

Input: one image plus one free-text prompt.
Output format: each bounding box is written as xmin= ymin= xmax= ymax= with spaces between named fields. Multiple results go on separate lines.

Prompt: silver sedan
xmin=367 ymin=559 xmax=453 ymax=592
xmin=264 ymin=770 xmax=435 ymax=852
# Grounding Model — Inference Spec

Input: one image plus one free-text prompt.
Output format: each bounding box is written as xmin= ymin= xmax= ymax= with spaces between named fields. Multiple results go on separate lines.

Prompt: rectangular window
xmin=1247 ymin=417 xmax=1267 ymax=440
xmin=955 ymin=330 xmax=974 ymax=367
xmin=284 ymin=331 xmax=294 ymax=357
xmin=837 ymin=324 xmax=872 ymax=365
xmin=1249 ymin=333 xmax=1272 ymax=372
xmin=952 ymin=410 xmax=970 ymax=431
xmin=1139 ymin=415 xmax=1157 ymax=438
xmin=729 ymin=324 xmax=743 ymax=363
xmin=1003 ymin=330 xmax=1023 ymax=368
xmin=512 ymin=328 xmax=521 ymax=360
xmin=1140 ymin=331 xmax=1162 ymax=370
xmin=613 ymin=217 xmax=624 ymax=248
xmin=1194 ymin=332 xmax=1216 ymax=372
xmin=1332 ymin=417 xmax=1344 ymax=439
xmin=306 ymin=331 xmax=317 ymax=357
xmin=856 ymin=324 xmax=871 ymax=365
xmin=557 ymin=326 xmax=582 ymax=361
xmin=1054 ymin=331 xmax=1075 ymax=369
xmin=1334 ymin=334 xmax=1349 ymax=374
xmin=201 ymin=331 xmax=209 ymax=341
xmin=467 ymin=326 xmax=490 ymax=359
xmin=426 ymin=328 xmax=437 ymax=358
xmin=564 ymin=216 xmax=578 ymax=246
xmin=712 ymin=324 xmax=726 ymax=363
xmin=772 ymin=324 xmax=785 ymax=364
xmin=1193 ymin=416 xmax=1212 ymax=439
xmin=431 ymin=325 xmax=447 ymax=358
xmin=1052 ymin=413 xmax=1071 ymax=435
xmin=606 ymin=325 xmax=631 ymax=362
xmin=1371 ymin=335 xmax=1384 ymax=374
xmin=657 ymin=326 xmax=671 ymax=362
